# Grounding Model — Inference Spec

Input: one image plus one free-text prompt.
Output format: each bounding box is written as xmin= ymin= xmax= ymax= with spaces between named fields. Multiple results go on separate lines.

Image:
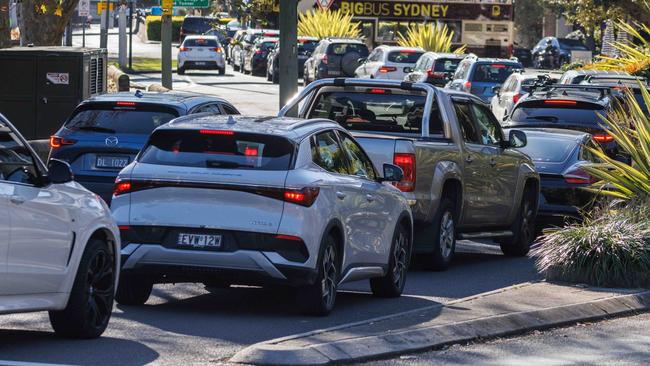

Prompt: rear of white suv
xmin=355 ymin=46 xmax=424 ymax=80
xmin=177 ymin=35 xmax=226 ymax=75
xmin=112 ymin=115 xmax=413 ymax=315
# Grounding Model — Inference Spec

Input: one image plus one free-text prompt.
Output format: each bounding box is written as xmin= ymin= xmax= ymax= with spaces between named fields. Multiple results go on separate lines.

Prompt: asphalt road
xmin=365 ymin=312 xmax=650 ymax=366
xmin=0 ymin=241 xmax=539 ymax=365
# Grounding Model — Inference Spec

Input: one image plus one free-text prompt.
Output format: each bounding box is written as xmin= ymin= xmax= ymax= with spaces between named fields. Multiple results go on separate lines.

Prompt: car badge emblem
xmin=105 ymin=136 xmax=119 ymax=146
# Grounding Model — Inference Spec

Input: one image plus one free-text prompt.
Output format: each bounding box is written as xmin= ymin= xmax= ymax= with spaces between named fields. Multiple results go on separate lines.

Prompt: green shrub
xmin=146 ymin=16 xmax=184 ymax=42
xmin=533 ymin=200 xmax=650 ymax=288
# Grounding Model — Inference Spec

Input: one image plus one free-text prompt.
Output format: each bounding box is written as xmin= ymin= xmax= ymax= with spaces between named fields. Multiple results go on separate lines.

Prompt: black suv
xmin=303 ymin=38 xmax=369 ymax=85
xmin=242 ymin=37 xmax=278 ymax=75
xmin=503 ymin=85 xmax=620 ymax=158
xmin=180 ymin=16 xmax=217 ymax=42
xmin=266 ymin=36 xmax=318 ymax=83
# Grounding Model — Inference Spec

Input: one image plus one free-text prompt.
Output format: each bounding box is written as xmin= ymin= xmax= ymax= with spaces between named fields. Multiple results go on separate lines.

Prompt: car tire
xmin=426 ymin=197 xmax=457 ymax=271
xmin=177 ymin=67 xmax=185 ymax=75
xmin=498 ymin=188 xmax=536 ymax=257
xmin=49 ymin=238 xmax=115 ymax=339
xmin=297 ymin=234 xmax=339 ymax=316
xmin=218 ymin=67 xmax=226 ymax=75
xmin=115 ymin=276 xmax=153 ymax=306
xmin=370 ymin=223 xmax=410 ymax=298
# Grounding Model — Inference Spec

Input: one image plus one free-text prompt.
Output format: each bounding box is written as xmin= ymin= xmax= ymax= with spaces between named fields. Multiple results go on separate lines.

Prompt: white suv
xmin=177 ymin=35 xmax=226 ymax=75
xmin=355 ymin=46 xmax=424 ymax=80
xmin=0 ymin=114 xmax=120 ymax=338
xmin=111 ymin=115 xmax=413 ymax=315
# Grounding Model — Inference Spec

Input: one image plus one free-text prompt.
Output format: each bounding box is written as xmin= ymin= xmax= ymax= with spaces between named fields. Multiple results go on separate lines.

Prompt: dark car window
xmin=453 ymin=101 xmax=480 ymax=144
xmin=387 ymin=51 xmax=424 ymax=63
xmin=337 ymin=131 xmax=377 ymax=180
xmin=511 ymin=100 xmax=606 ymax=126
xmin=258 ymin=41 xmax=277 ymax=51
xmin=66 ymin=106 xmax=178 ymax=135
xmin=0 ymin=130 xmax=39 ymax=184
xmin=433 ymin=58 xmax=461 ymax=73
xmin=298 ymin=40 xmax=318 ymax=54
xmin=517 ymin=135 xmax=577 ymax=162
xmin=311 ymin=130 xmax=349 ymax=174
xmin=327 ymin=43 xmax=369 ymax=56
xmin=222 ymin=104 xmax=239 ymax=115
xmin=520 ymin=78 xmax=537 ymax=93
xmin=472 ymin=63 xmax=521 ymax=83
xmin=140 ymin=129 xmax=294 ymax=170
xmin=308 ymin=90 xmax=442 ymax=135
xmin=183 ymin=38 xmax=219 ymax=47
xmin=558 ymin=39 xmax=588 ymax=50
xmin=471 ymin=104 xmax=502 ymax=145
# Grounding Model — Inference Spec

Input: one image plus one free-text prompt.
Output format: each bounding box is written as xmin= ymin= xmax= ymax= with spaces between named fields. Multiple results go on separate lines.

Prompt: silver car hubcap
xmin=392 ymin=231 xmax=408 ymax=288
xmin=321 ymin=246 xmax=337 ymax=308
xmin=439 ymin=211 xmax=455 ymax=258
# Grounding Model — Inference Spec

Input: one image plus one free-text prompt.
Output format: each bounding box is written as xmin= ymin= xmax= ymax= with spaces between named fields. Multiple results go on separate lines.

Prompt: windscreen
xmin=65 ymin=107 xmax=178 ymax=134
xmin=327 ymin=43 xmax=369 ymax=56
xmin=184 ymin=38 xmax=219 ymax=47
xmin=472 ymin=64 xmax=521 ymax=83
xmin=511 ymin=101 xmax=605 ymax=126
xmin=433 ymin=58 xmax=461 ymax=72
xmin=387 ymin=51 xmax=424 ymax=63
xmin=308 ymin=90 xmax=444 ymax=135
xmin=516 ymin=135 xmax=577 ymax=162
xmin=139 ymin=129 xmax=294 ymax=170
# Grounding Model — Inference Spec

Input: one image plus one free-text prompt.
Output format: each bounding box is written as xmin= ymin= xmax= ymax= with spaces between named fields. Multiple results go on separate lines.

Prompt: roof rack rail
xmin=528 ymin=83 xmax=613 ymax=99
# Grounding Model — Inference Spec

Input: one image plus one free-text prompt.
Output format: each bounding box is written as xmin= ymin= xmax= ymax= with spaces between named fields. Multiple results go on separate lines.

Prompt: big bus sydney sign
xmin=324 ymin=0 xmax=514 ymax=57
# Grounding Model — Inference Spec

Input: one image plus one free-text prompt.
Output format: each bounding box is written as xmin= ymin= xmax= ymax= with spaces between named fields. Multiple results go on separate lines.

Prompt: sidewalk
xmin=231 ymin=282 xmax=650 ymax=365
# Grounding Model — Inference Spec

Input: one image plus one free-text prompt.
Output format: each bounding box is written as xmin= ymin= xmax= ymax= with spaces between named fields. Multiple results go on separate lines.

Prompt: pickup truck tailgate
xmin=352 ymin=133 xmax=415 ymax=176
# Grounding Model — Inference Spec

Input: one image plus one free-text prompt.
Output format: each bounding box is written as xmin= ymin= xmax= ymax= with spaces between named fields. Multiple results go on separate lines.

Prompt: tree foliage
xmin=298 ymin=9 xmax=360 ymax=39
xmin=544 ymin=0 xmax=650 ymax=32
xmin=397 ymin=23 xmax=465 ymax=54
xmin=19 ymin=0 xmax=81 ymax=46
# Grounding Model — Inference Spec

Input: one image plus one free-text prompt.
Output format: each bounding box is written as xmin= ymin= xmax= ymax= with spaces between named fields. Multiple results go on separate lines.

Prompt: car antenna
xmin=227 ymin=115 xmax=237 ymax=124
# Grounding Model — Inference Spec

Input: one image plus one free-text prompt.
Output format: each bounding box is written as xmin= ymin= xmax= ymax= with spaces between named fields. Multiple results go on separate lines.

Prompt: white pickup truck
xmin=280 ymin=78 xmax=540 ymax=270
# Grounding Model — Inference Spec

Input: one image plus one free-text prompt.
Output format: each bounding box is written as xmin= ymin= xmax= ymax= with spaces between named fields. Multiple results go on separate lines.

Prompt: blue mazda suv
xmin=49 ymin=91 xmax=239 ymax=203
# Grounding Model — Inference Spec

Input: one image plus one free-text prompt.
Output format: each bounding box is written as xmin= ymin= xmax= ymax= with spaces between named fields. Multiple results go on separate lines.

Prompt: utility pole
xmin=100 ymin=0 xmax=110 ymax=49
xmin=128 ymin=0 xmax=134 ymax=70
xmin=118 ymin=4 xmax=127 ymax=69
xmin=161 ymin=0 xmax=173 ymax=89
xmin=278 ymin=0 xmax=297 ymax=111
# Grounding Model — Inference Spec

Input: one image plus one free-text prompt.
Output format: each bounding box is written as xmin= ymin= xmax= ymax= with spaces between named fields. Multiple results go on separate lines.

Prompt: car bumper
xmin=120 ymin=244 xmax=318 ymax=286
xmin=178 ymin=60 xmax=225 ymax=69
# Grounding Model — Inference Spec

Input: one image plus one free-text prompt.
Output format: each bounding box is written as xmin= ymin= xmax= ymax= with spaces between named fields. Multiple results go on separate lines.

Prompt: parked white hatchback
xmin=112 ymin=115 xmax=413 ymax=315
xmin=355 ymin=46 xmax=424 ymax=80
xmin=177 ymin=35 xmax=226 ymax=75
xmin=0 ymin=114 xmax=120 ymax=338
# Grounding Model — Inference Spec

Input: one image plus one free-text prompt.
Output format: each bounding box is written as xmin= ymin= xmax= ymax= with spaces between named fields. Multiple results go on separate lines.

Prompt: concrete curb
xmin=230 ymin=286 xmax=650 ymax=365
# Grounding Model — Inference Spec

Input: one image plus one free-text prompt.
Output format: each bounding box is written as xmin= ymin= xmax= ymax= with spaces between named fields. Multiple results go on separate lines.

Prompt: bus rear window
xmin=139 ymin=130 xmax=294 ymax=170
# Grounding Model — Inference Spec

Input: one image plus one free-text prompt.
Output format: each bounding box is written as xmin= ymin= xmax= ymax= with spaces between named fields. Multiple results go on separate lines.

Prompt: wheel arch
xmin=429 ymin=160 xmax=464 ymax=223
xmin=322 ymin=218 xmax=345 ymax=269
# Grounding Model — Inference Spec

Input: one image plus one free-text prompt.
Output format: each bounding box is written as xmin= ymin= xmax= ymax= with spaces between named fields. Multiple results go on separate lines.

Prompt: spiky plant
xmin=397 ymin=23 xmax=466 ymax=54
xmin=297 ymin=9 xmax=361 ymax=39
xmin=581 ymin=85 xmax=650 ymax=200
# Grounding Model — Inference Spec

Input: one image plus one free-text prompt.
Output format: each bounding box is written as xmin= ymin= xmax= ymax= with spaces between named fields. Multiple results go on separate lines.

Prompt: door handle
xmin=465 ymin=155 xmax=474 ymax=164
xmin=365 ymin=194 xmax=375 ymax=202
xmin=10 ymin=196 xmax=25 ymax=205
xmin=336 ymin=191 xmax=346 ymax=200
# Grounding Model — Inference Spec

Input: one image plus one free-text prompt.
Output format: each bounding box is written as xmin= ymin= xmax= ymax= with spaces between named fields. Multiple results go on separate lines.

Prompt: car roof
xmin=324 ymin=38 xmax=364 ymax=44
xmin=298 ymin=36 xmax=319 ymax=41
xmin=256 ymin=37 xmax=279 ymax=43
xmin=161 ymin=115 xmax=340 ymax=141
xmin=425 ymin=52 xmax=466 ymax=59
xmin=376 ymin=45 xmax=423 ymax=51
xmin=184 ymin=35 xmax=219 ymax=40
xmin=566 ymin=69 xmax=629 ymax=76
xmin=81 ymin=91 xmax=231 ymax=110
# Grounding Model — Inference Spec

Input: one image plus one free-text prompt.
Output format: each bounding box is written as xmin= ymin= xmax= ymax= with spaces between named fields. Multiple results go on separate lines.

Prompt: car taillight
xmin=513 ymin=93 xmax=522 ymax=104
xmin=592 ymin=133 xmax=615 ymax=143
xmin=427 ymin=70 xmax=445 ymax=79
xmin=379 ymin=66 xmax=397 ymax=73
xmin=212 ymin=47 xmax=223 ymax=52
xmin=563 ymin=169 xmax=596 ymax=184
xmin=255 ymin=49 xmax=263 ymax=55
xmin=113 ymin=180 xmax=132 ymax=196
xmin=179 ymin=47 xmax=189 ymax=52
xmin=544 ymin=100 xmax=577 ymax=106
xmin=393 ymin=153 xmax=416 ymax=192
xmin=50 ymin=135 xmax=76 ymax=149
xmin=321 ymin=54 xmax=328 ymax=64
xmin=463 ymin=81 xmax=472 ymax=92
xmin=199 ymin=129 xmax=234 ymax=135
xmin=283 ymin=187 xmax=319 ymax=207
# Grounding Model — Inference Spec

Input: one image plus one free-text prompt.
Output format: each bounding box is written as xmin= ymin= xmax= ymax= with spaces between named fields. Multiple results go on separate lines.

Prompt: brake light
xmin=283 ymin=187 xmax=320 ymax=207
xmin=49 ymin=136 xmax=76 ymax=149
xmin=513 ymin=93 xmax=522 ymax=104
xmin=255 ymin=49 xmax=263 ymax=55
xmin=116 ymin=101 xmax=136 ymax=106
xmin=321 ymin=54 xmax=328 ymax=64
xmin=179 ymin=47 xmax=189 ymax=52
xmin=393 ymin=153 xmax=416 ymax=192
xmin=492 ymin=64 xmax=506 ymax=68
xmin=199 ymin=129 xmax=234 ymax=135
xmin=463 ymin=81 xmax=472 ymax=92
xmin=118 ymin=225 xmax=130 ymax=231
xmin=592 ymin=133 xmax=615 ymax=143
xmin=427 ymin=70 xmax=445 ymax=79
xmin=275 ymin=234 xmax=302 ymax=241
xmin=244 ymin=146 xmax=258 ymax=156
xmin=563 ymin=169 xmax=596 ymax=184
xmin=368 ymin=88 xmax=387 ymax=94
xmin=212 ymin=47 xmax=223 ymax=52
xmin=379 ymin=66 xmax=397 ymax=73
xmin=113 ymin=180 xmax=132 ymax=196
xmin=401 ymin=49 xmax=417 ymax=53
xmin=544 ymin=100 xmax=577 ymax=106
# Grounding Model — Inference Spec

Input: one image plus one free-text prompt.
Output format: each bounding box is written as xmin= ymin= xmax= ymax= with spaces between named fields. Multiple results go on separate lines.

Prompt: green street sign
xmin=172 ymin=0 xmax=209 ymax=8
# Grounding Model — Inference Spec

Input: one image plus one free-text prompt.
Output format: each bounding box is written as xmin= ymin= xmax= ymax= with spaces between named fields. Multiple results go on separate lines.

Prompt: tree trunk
xmin=0 ymin=0 xmax=11 ymax=48
xmin=19 ymin=0 xmax=80 ymax=46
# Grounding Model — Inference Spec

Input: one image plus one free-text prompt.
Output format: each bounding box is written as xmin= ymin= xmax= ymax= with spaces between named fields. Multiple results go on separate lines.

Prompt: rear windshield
xmin=259 ymin=41 xmax=277 ymax=51
xmin=139 ymin=129 xmax=294 ymax=170
xmin=327 ymin=43 xmax=369 ymax=56
xmin=298 ymin=40 xmax=318 ymax=54
xmin=433 ymin=58 xmax=461 ymax=72
xmin=387 ymin=51 xmax=424 ymax=64
xmin=65 ymin=106 xmax=178 ymax=135
xmin=472 ymin=63 xmax=521 ymax=83
xmin=516 ymin=135 xmax=577 ymax=162
xmin=308 ymin=90 xmax=444 ymax=135
xmin=183 ymin=18 xmax=216 ymax=32
xmin=558 ymin=39 xmax=588 ymax=50
xmin=184 ymin=38 xmax=219 ymax=47
xmin=511 ymin=101 xmax=605 ymax=126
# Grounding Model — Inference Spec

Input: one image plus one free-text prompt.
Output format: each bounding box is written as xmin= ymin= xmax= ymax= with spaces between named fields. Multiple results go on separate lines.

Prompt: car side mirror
xmin=404 ymin=67 xmax=412 ymax=73
xmin=492 ymin=86 xmax=501 ymax=96
xmin=357 ymin=57 xmax=367 ymax=64
xmin=47 ymin=159 xmax=74 ymax=184
xmin=508 ymin=129 xmax=527 ymax=148
xmin=381 ymin=163 xmax=403 ymax=183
